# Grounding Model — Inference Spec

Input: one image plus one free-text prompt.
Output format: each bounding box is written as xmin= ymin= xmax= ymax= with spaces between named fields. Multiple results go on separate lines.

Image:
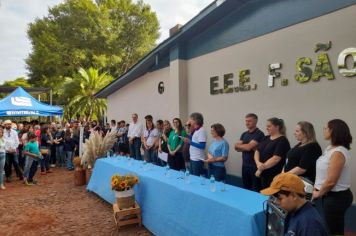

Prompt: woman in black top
xmin=64 ymin=129 xmax=76 ymax=170
xmin=40 ymin=126 xmax=53 ymax=174
xmin=284 ymin=121 xmax=322 ymax=183
xmin=254 ymin=117 xmax=290 ymax=189
xmin=158 ymin=120 xmax=172 ymax=166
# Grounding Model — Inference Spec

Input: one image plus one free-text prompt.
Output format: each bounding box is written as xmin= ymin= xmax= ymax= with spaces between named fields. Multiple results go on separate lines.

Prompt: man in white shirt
xmin=3 ymin=120 xmax=23 ymax=182
xmin=183 ymin=112 xmax=207 ymax=176
xmin=128 ymin=113 xmax=143 ymax=160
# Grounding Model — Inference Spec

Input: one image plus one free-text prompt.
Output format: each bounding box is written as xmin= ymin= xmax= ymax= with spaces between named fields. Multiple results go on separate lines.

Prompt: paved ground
xmin=0 ymin=168 xmax=151 ymax=236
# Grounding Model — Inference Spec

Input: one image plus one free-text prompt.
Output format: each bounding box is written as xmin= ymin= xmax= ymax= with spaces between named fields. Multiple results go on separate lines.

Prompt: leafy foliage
xmin=26 ymin=0 xmax=159 ymax=89
xmin=0 ymin=77 xmax=32 ymax=99
xmin=63 ymin=67 xmax=113 ymax=121
xmin=2 ymin=77 xmax=31 ymax=88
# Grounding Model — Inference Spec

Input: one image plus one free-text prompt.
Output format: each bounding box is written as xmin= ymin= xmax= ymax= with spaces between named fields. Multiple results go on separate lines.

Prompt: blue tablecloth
xmin=87 ymin=157 xmax=267 ymax=236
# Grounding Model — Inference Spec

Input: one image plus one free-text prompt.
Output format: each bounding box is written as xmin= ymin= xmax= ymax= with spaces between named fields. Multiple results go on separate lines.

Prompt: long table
xmin=87 ymin=157 xmax=267 ymax=236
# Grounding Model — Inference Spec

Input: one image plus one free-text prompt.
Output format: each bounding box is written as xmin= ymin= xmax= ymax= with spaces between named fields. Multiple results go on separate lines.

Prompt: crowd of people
xmin=0 ymin=119 xmax=102 ymax=187
xmin=0 ymin=112 xmax=353 ymax=235
xmin=111 ymin=112 xmax=352 ymax=235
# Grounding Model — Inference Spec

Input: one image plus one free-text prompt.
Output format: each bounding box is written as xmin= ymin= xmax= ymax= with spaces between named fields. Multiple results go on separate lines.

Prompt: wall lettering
xmin=338 ymin=48 xmax=356 ymax=77
xmin=223 ymin=73 xmax=234 ymax=93
xmin=295 ymin=57 xmax=312 ymax=83
xmin=209 ymin=42 xmax=355 ymax=95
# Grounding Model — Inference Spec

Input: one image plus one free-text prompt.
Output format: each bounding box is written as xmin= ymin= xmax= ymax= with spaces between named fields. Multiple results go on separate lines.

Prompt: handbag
xmin=40 ymin=148 xmax=49 ymax=155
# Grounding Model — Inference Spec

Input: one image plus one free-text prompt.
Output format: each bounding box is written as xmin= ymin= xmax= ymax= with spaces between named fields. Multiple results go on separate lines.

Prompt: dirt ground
xmin=0 ymin=168 xmax=151 ymax=236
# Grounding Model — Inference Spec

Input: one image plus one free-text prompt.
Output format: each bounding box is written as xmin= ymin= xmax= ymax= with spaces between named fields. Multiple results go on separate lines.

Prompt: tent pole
xmin=50 ymin=89 xmax=53 ymax=122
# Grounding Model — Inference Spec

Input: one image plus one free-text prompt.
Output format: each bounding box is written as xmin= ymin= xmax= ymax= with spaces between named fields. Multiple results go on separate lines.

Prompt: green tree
xmin=26 ymin=0 xmax=159 ymax=92
xmin=63 ymin=67 xmax=113 ymax=121
xmin=0 ymin=77 xmax=32 ymax=98
xmin=2 ymin=77 xmax=31 ymax=88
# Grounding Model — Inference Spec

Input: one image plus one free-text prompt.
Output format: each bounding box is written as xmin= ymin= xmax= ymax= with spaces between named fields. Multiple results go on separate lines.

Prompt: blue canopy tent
xmin=0 ymin=87 xmax=63 ymax=116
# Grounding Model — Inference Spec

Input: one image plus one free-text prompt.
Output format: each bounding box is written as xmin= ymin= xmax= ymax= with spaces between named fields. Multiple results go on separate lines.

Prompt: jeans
xmin=242 ymin=165 xmax=261 ymax=192
xmin=40 ymin=147 xmax=50 ymax=172
xmin=24 ymin=156 xmax=34 ymax=179
xmin=50 ymin=145 xmax=56 ymax=165
xmin=5 ymin=152 xmax=23 ymax=180
xmin=129 ymin=138 xmax=142 ymax=160
xmin=28 ymin=159 xmax=39 ymax=182
xmin=56 ymin=145 xmax=65 ymax=166
xmin=40 ymin=155 xmax=50 ymax=172
xmin=144 ymin=148 xmax=156 ymax=163
xmin=208 ymin=164 xmax=226 ymax=181
xmin=0 ymin=153 xmax=5 ymax=185
xmin=190 ymin=160 xmax=204 ymax=176
xmin=65 ymin=151 xmax=74 ymax=169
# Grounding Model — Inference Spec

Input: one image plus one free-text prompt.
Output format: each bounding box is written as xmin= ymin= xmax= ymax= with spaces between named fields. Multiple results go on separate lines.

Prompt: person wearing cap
xmin=3 ymin=120 xmax=23 ymax=182
xmin=261 ymin=173 xmax=328 ymax=236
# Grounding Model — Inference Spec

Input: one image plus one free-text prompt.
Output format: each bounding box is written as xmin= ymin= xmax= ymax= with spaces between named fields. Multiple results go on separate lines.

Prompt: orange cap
xmin=260 ymin=173 xmax=305 ymax=196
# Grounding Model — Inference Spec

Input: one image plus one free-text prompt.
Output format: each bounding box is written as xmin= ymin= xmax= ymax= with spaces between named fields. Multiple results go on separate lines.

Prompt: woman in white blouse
xmin=142 ymin=117 xmax=159 ymax=164
xmin=313 ymin=119 xmax=353 ymax=235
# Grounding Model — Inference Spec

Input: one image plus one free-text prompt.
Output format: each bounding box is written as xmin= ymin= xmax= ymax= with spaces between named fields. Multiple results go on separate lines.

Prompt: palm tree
xmin=64 ymin=67 xmax=113 ymax=121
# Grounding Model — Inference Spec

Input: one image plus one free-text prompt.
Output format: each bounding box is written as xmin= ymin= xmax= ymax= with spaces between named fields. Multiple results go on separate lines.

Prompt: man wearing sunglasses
xmin=261 ymin=173 xmax=327 ymax=236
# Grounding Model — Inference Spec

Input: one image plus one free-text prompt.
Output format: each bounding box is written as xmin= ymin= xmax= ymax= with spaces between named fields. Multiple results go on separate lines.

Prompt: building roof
xmin=96 ymin=0 xmax=356 ymax=98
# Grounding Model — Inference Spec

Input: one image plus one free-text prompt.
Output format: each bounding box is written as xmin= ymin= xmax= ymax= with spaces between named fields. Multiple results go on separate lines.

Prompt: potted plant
xmin=111 ymin=173 xmax=139 ymax=209
xmin=73 ymin=157 xmax=86 ymax=186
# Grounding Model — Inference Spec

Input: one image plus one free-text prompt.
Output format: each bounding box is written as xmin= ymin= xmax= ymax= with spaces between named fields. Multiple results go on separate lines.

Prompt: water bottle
xmin=210 ymin=175 xmax=216 ymax=192
xmin=143 ymin=160 xmax=147 ymax=171
xmin=164 ymin=165 xmax=170 ymax=177
xmin=184 ymin=170 xmax=190 ymax=184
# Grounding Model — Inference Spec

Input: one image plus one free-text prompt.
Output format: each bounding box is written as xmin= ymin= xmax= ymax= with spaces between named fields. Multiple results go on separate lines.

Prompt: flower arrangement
xmin=111 ymin=174 xmax=139 ymax=192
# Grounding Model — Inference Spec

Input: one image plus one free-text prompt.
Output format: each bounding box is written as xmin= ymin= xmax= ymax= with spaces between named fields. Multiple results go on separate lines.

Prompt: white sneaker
xmin=50 ymin=164 xmax=56 ymax=168
xmin=0 ymin=184 xmax=6 ymax=190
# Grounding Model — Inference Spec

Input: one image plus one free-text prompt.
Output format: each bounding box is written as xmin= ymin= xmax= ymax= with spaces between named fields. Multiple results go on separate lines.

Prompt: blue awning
xmin=0 ymin=87 xmax=63 ymax=117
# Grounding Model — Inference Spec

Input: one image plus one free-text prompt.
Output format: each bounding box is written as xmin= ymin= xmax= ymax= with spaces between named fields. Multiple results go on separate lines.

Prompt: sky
xmin=0 ymin=0 xmax=211 ymax=84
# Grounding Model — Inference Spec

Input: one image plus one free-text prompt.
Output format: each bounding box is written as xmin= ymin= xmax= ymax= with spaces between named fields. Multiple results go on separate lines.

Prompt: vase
xmin=74 ymin=167 xmax=86 ymax=186
xmin=85 ymin=168 xmax=92 ymax=184
xmin=115 ymin=189 xmax=135 ymax=209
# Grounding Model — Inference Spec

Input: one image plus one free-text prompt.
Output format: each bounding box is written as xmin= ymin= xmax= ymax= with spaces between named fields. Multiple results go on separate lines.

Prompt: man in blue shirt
xmin=235 ymin=113 xmax=265 ymax=191
xmin=261 ymin=173 xmax=328 ymax=236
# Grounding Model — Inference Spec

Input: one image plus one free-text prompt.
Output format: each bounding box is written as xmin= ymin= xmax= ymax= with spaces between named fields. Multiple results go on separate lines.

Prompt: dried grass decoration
xmin=81 ymin=131 xmax=118 ymax=167
xmin=111 ymin=174 xmax=139 ymax=209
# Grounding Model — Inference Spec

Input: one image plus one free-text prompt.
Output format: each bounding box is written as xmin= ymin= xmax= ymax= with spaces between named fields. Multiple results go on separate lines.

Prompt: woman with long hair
xmin=64 ymin=128 xmax=76 ymax=170
xmin=313 ymin=119 xmax=353 ymax=235
xmin=40 ymin=125 xmax=53 ymax=174
xmin=284 ymin=121 xmax=322 ymax=182
xmin=254 ymin=117 xmax=290 ymax=189
xmin=142 ymin=118 xmax=159 ymax=163
xmin=167 ymin=118 xmax=186 ymax=171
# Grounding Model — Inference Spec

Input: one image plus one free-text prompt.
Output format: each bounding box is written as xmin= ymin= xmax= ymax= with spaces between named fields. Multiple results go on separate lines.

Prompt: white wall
xmin=107 ymin=67 xmax=178 ymax=123
xmin=187 ymin=4 xmax=356 ymax=192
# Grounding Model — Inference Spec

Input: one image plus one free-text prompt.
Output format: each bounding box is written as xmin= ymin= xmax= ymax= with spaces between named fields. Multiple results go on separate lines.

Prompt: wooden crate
xmin=113 ymin=202 xmax=142 ymax=230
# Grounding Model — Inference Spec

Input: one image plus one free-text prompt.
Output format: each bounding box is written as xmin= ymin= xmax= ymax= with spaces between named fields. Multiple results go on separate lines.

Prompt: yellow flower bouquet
xmin=111 ymin=173 xmax=139 ymax=209
xmin=111 ymin=174 xmax=139 ymax=191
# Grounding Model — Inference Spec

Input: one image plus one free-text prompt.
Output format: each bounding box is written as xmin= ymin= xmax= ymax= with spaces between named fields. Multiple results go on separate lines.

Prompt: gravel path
xmin=0 ymin=168 xmax=151 ymax=236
